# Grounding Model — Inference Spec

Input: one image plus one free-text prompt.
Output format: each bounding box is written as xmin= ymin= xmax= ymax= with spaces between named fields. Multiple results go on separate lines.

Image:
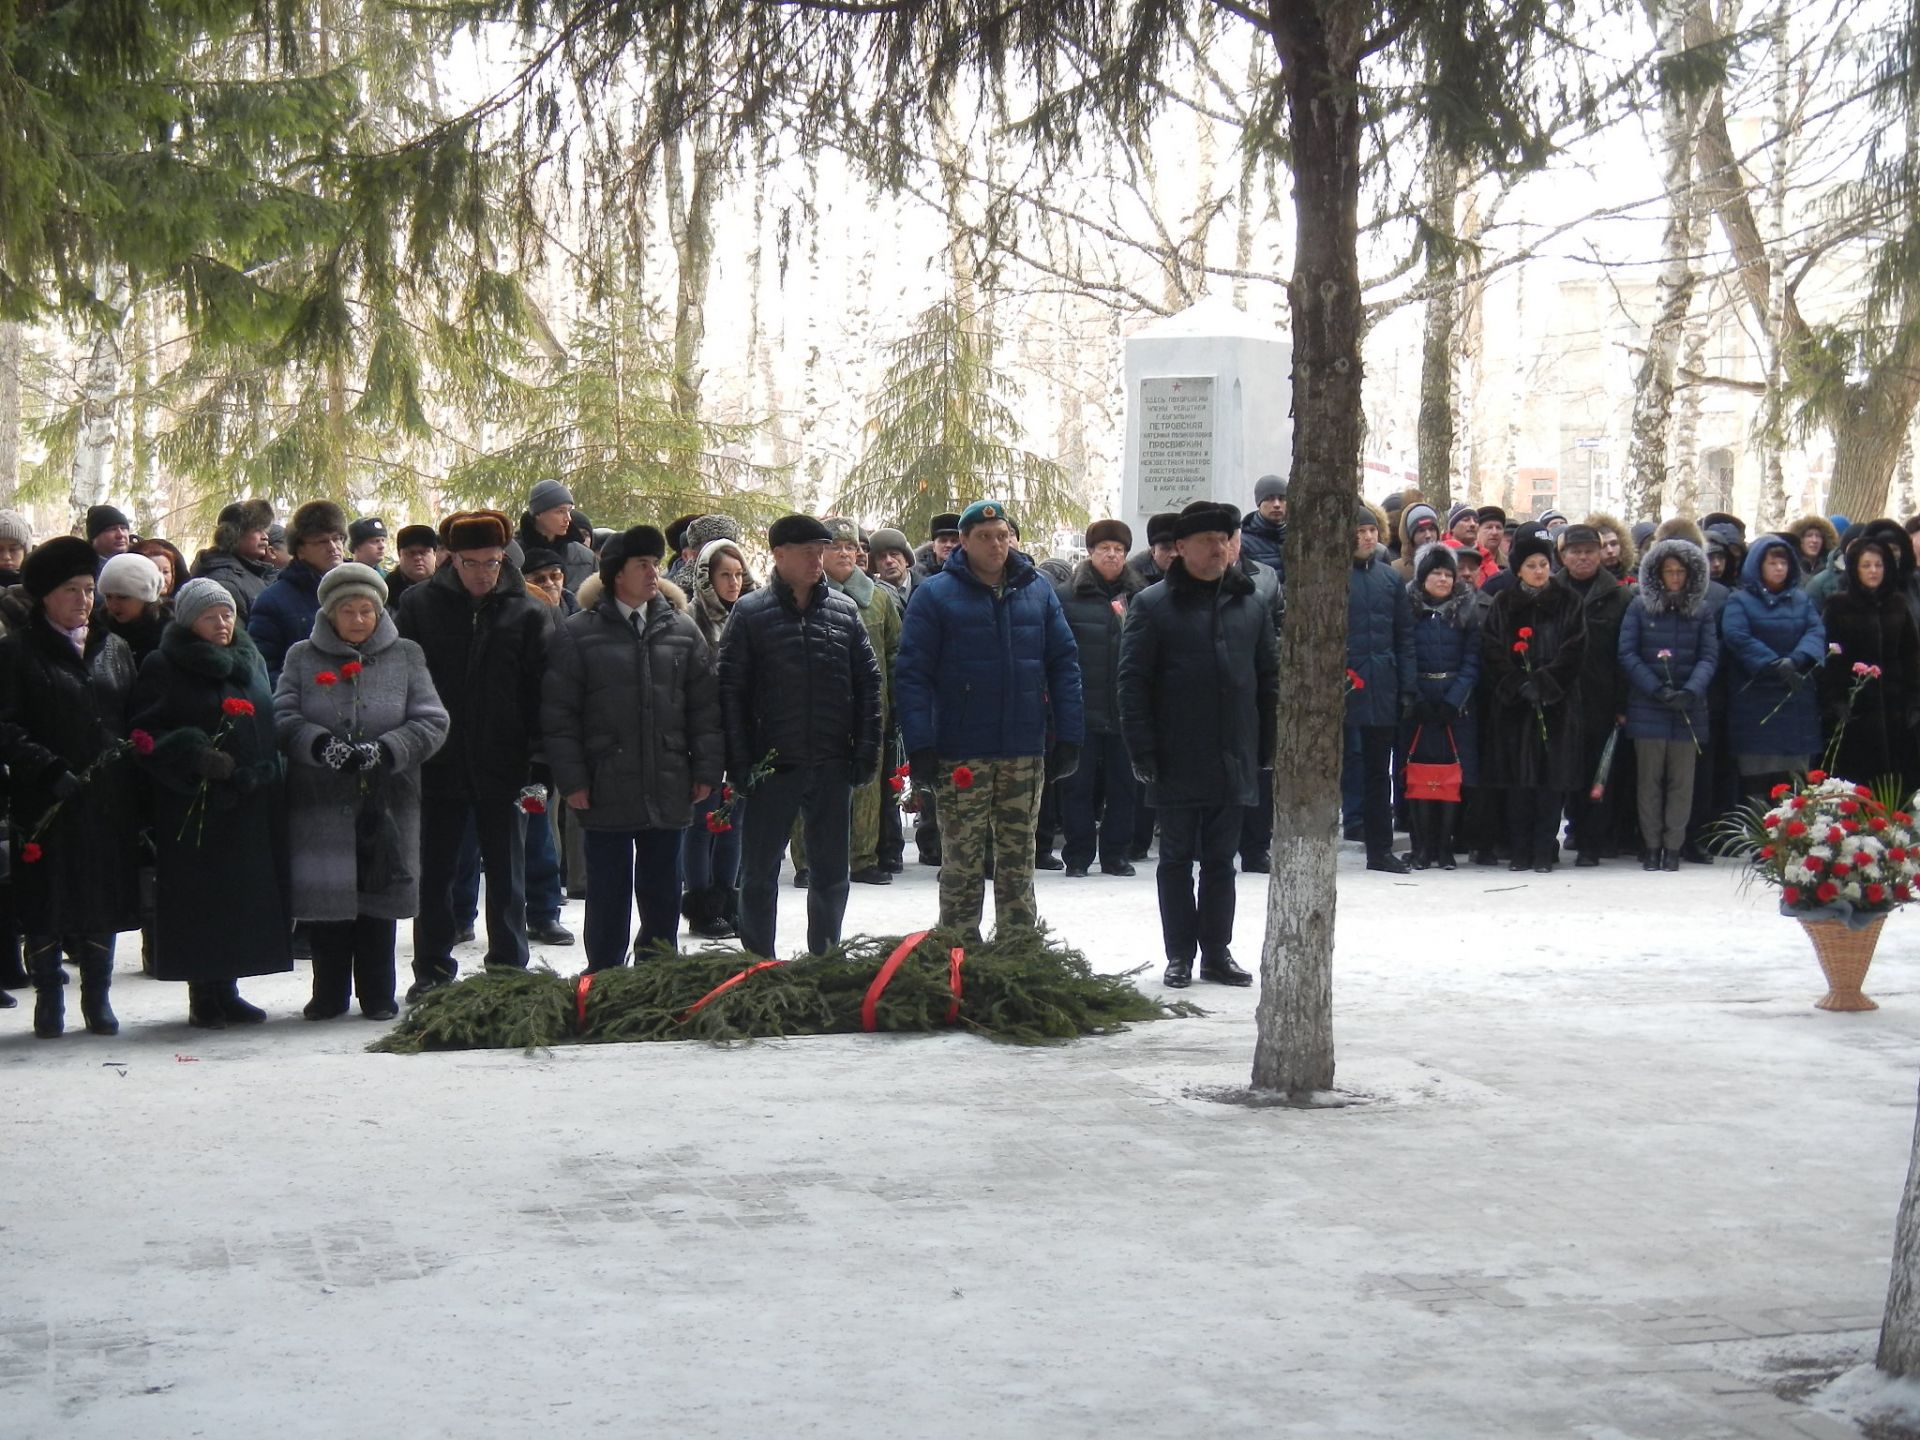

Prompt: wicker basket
xmin=1800 ymin=915 xmax=1887 ymax=1012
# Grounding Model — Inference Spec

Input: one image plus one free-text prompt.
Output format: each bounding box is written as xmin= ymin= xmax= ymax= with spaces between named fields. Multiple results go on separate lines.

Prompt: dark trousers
xmin=1131 ymin=783 xmax=1156 ymax=856
xmin=1505 ymin=786 xmax=1564 ymax=866
xmin=1035 ymin=779 xmax=1062 ymax=858
xmin=1239 ymin=766 xmax=1274 ymax=861
xmin=740 ymin=765 xmax=851 ymax=958
xmin=1461 ymin=784 xmax=1501 ymax=856
xmin=914 ymin=789 xmax=941 ymax=863
xmin=453 ymin=803 xmax=562 ymax=926
xmin=1342 ymin=724 xmax=1395 ymax=859
xmin=584 ymin=826 xmax=684 ymax=971
xmin=878 ymin=784 xmax=905 ymax=867
xmin=310 ymin=916 xmax=397 ymax=1013
xmin=416 ymin=793 xmax=528 ymax=984
xmin=682 ymin=791 xmax=744 ymax=892
xmin=1059 ymin=731 xmax=1137 ymax=870
xmin=1155 ymin=805 xmax=1242 ymax=965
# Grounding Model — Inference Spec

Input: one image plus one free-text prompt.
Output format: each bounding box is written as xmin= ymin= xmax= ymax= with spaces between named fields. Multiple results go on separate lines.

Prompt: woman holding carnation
xmin=1816 ymin=535 xmax=1920 ymax=795
xmin=1480 ymin=528 xmax=1587 ymax=872
xmin=1401 ymin=543 xmax=1481 ymax=869
xmin=0 ymin=538 xmax=142 ymax=1036
xmin=1722 ymin=535 xmax=1827 ymax=798
xmin=681 ymin=537 xmax=757 ymax=938
xmin=1619 ymin=538 xmax=1718 ymax=871
xmin=132 ymin=578 xmax=290 ymax=1027
xmin=274 ymin=564 xmax=449 ymax=1020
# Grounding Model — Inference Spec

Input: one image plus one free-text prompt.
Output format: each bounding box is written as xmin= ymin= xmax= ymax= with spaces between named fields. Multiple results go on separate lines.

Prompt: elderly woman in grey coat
xmin=274 ymin=563 xmax=449 ymax=1020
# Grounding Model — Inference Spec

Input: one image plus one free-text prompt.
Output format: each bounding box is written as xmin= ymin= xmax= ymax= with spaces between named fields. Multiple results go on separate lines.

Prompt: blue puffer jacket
xmin=1345 ymin=553 xmax=1415 ymax=728
xmin=245 ymin=559 xmax=325 ymax=683
xmin=1403 ymin=584 xmax=1481 ymax=783
xmin=1618 ymin=538 xmax=1719 ymax=743
xmin=1721 ymin=535 xmax=1827 ymax=758
xmin=1240 ymin=510 xmax=1285 ymax=579
xmin=896 ymin=548 xmax=1085 ymax=760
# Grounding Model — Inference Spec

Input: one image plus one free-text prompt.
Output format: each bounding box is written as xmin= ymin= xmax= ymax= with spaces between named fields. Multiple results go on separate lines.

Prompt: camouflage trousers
xmin=790 ymin=756 xmax=885 ymax=873
xmin=938 ymin=754 xmax=1045 ymax=941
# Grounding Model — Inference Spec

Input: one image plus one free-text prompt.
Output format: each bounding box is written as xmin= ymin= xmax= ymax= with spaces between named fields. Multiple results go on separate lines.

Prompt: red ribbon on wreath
xmin=574 ymin=972 xmax=594 ymax=1031
xmin=946 ymin=946 xmax=966 ymax=1024
xmin=862 ymin=931 xmax=968 ymax=1031
xmin=679 ymin=960 xmax=786 ymax=1024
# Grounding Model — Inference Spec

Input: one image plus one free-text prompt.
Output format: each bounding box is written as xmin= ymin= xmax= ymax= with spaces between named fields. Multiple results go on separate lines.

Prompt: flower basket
xmin=1801 ymin=914 xmax=1885 ymax=1011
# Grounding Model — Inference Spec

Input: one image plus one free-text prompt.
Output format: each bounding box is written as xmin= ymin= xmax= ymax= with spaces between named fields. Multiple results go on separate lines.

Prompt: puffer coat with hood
xmin=1618 ymin=538 xmax=1719 ymax=744
xmin=1721 ymin=534 xmax=1827 ymax=759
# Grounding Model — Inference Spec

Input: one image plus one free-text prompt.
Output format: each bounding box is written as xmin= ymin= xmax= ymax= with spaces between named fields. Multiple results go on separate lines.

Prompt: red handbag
xmin=1404 ymin=726 xmax=1463 ymax=803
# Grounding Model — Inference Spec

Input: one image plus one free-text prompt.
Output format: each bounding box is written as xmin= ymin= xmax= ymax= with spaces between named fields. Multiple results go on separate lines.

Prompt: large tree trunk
xmin=0 ymin=321 xmax=19 ymax=505
xmin=1881 ymin=1073 xmax=1920 ymax=1373
xmin=1251 ymin=1 xmax=1365 ymax=1098
xmin=1416 ymin=152 xmax=1461 ymax=510
xmin=664 ymin=120 xmax=722 ymax=431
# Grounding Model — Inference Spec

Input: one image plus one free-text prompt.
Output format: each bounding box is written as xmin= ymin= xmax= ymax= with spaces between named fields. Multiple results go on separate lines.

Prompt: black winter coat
xmin=1054 ymin=560 xmax=1146 ymax=735
xmin=0 ymin=617 xmax=142 ymax=936
xmin=1562 ymin=568 xmax=1633 ymax=759
xmin=131 ymin=625 xmax=292 ymax=981
xmin=189 ymin=547 xmax=277 ymax=625
xmin=395 ymin=561 xmax=550 ymax=801
xmin=1817 ymin=569 xmax=1920 ymax=793
xmin=1117 ymin=560 xmax=1280 ymax=808
xmin=1480 ymin=579 xmax=1588 ymax=790
xmin=543 ymin=594 xmax=725 ymax=832
xmin=716 ymin=575 xmax=883 ymax=778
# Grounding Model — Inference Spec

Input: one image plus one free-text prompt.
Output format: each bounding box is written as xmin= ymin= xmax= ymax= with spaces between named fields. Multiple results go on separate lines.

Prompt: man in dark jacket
xmin=190 ymin=498 xmax=277 ymax=624
xmin=911 ymin=513 xmax=962 ymax=583
xmin=896 ymin=499 xmax=1084 ymax=941
xmin=517 ymin=479 xmax=598 ymax=595
xmin=1240 ymin=474 xmax=1287 ymax=579
xmin=1347 ymin=505 xmax=1417 ymax=872
xmin=544 ymin=525 xmax=723 ymax=972
xmin=395 ymin=510 xmax=551 ymax=995
xmin=717 ymin=514 xmax=883 ymax=959
xmin=1118 ymin=504 xmax=1278 ymax=987
xmin=1127 ymin=511 xmax=1180 ymax=587
xmin=247 ymin=500 xmax=346 ymax=683
xmin=1054 ymin=519 xmax=1145 ymax=877
xmin=1557 ymin=523 xmax=1633 ymax=865
xmin=384 ymin=524 xmax=439 ymax=605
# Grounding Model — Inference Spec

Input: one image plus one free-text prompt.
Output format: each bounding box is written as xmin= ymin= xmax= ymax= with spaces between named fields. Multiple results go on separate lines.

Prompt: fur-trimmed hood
xmin=1789 ymin=514 xmax=1840 ymax=560
xmin=1637 ymin=537 xmax=1710 ymax=617
xmin=1654 ymin=517 xmax=1706 ymax=548
xmin=574 ymin=572 xmax=688 ymax=615
xmin=1396 ymin=501 xmax=1442 ymax=554
xmin=1584 ymin=511 xmax=1638 ymax=577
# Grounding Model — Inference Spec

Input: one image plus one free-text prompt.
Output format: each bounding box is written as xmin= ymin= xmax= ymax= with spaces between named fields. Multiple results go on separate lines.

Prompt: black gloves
xmin=1132 ymin=754 xmax=1158 ymax=786
xmin=317 ymin=736 xmax=356 ymax=771
xmin=1517 ymin=678 xmax=1541 ymax=705
xmin=1047 ymin=743 xmax=1081 ymax=783
xmin=1770 ymin=657 xmax=1804 ymax=691
xmin=908 ymin=749 xmax=936 ymax=792
xmin=195 ymin=747 xmax=237 ymax=782
xmin=49 ymin=770 xmax=82 ymax=801
xmin=1397 ymin=693 xmax=1416 ymax=724
xmin=1652 ymin=685 xmax=1680 ymax=705
xmin=1430 ymin=701 xmax=1460 ymax=725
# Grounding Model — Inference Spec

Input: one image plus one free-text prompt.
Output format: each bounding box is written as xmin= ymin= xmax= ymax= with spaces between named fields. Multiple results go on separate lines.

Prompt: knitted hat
xmin=98 ymin=552 xmax=163 ymax=604
xmin=1414 ymin=542 xmax=1458 ymax=587
xmin=1446 ymin=503 xmax=1477 ymax=532
xmin=1356 ymin=504 xmax=1383 ymax=530
xmin=395 ymin=524 xmax=438 ymax=552
xmin=1254 ymin=474 xmax=1287 ymax=504
xmin=1085 ymin=519 xmax=1133 ymax=551
xmin=822 ymin=516 xmax=861 ymax=544
xmin=1538 ymin=508 xmax=1569 ymax=530
xmin=349 ymin=517 xmax=388 ymax=548
xmin=1172 ymin=502 xmax=1235 ymax=541
xmin=769 ymin=514 xmax=832 ymax=548
xmin=1631 ymin=520 xmax=1658 ymax=549
xmin=1145 ymin=512 xmax=1179 ymax=547
xmin=439 ymin=510 xmax=512 ymax=552
xmin=868 ymin=528 xmax=914 ymax=564
xmin=316 ymin=561 xmax=389 ymax=614
xmin=958 ymin=500 xmax=1010 ymax=532
xmin=1401 ymin=502 xmax=1440 ymax=541
xmin=1475 ymin=505 xmax=1508 ymax=526
xmin=599 ymin=525 xmax=668 ymax=587
xmin=0 ymin=510 xmax=33 ymax=549
xmin=21 ymin=537 xmax=98 ymax=598
xmin=1382 ymin=493 xmax=1409 ymax=515
xmin=684 ymin=513 xmax=742 ymax=554
xmin=528 ymin=479 xmax=575 ymax=516
xmin=929 ymin=513 xmax=961 ymax=539
xmin=85 ymin=504 xmax=131 ymax=540
xmin=289 ymin=499 xmax=349 ymax=548
xmin=266 ymin=523 xmax=287 ymax=548
xmin=172 ymin=577 xmax=236 ymax=628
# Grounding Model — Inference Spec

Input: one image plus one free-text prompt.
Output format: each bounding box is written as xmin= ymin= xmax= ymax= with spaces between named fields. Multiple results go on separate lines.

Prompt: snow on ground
xmin=4 ymin=845 xmax=1919 ymax=1438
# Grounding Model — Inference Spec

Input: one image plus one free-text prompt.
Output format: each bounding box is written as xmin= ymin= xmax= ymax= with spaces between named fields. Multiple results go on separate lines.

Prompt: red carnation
xmin=1759 ymin=844 xmax=1775 ymax=859
xmin=705 ymin=814 xmax=731 ymax=833
xmin=522 ymin=796 xmax=546 ymax=814
xmin=340 ymin=661 xmax=363 ymax=679
xmin=20 ymin=842 xmax=42 ymax=864
xmin=1898 ymin=883 xmax=1913 ymax=901
xmin=1805 ymin=855 xmax=1824 ymax=872
xmin=1770 ymin=783 xmax=1791 ymax=799
xmin=1830 ymin=861 xmax=1850 ymax=878
xmin=1790 ymin=797 xmax=1807 ymax=810
xmin=1517 ymin=627 xmax=1534 ymax=639
xmin=1513 ymin=641 xmax=1530 ymax=654
xmin=1891 ymin=847 xmax=1909 ymax=863
xmin=1872 ymin=818 xmax=1889 ymax=832
xmin=952 ymin=766 xmax=975 ymax=790
xmin=1764 ymin=812 xmax=1781 ymax=828
xmin=888 ymin=775 xmax=905 ymax=793
xmin=1345 ymin=668 xmax=1366 ymax=691
xmin=1857 ymin=785 xmax=1874 ymax=798
xmin=315 ymin=671 xmax=339 ymax=687
xmin=221 ymin=697 xmax=255 ymax=717
xmin=1785 ymin=819 xmax=1808 ymax=837
xmin=1898 ymin=811 xmax=1914 ymax=825
xmin=1843 ymin=820 xmax=1861 ymax=834
xmin=1817 ymin=881 xmax=1840 ymax=903
xmin=1840 ymin=800 xmax=1859 ymax=815
xmin=1807 ymin=769 xmax=1827 ymax=783
xmin=1826 ymin=827 xmax=1845 ymax=846
xmin=1868 ymin=883 xmax=1887 ymax=903
xmin=1784 ymin=885 xmax=1802 ymax=904
xmin=130 ymin=729 xmax=155 ymax=756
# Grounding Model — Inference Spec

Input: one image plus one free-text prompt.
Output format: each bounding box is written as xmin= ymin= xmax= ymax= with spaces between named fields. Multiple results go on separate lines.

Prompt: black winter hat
xmin=1172 ymin=502 xmax=1235 ymax=541
xmin=85 ymin=505 xmax=131 ymax=540
xmin=1145 ymin=512 xmax=1179 ymax=547
xmin=1557 ymin=524 xmax=1601 ymax=550
xmin=521 ymin=546 xmax=566 ymax=576
xmin=768 ymin=514 xmax=832 ymax=548
xmin=598 ymin=525 xmax=667 ymax=587
xmin=395 ymin=524 xmax=438 ymax=552
xmin=1085 ymin=519 xmax=1133 ymax=551
xmin=349 ymin=517 xmax=387 ymax=548
xmin=929 ymin=513 xmax=962 ymax=540
xmin=1414 ymin=542 xmax=1458 ymax=587
xmin=1508 ymin=526 xmax=1556 ymax=574
xmin=22 ymin=536 xmax=100 ymax=598
xmin=289 ymin=499 xmax=349 ymax=547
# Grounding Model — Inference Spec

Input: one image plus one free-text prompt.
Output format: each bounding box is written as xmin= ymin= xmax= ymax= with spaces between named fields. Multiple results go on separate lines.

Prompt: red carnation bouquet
xmin=18 ymin=728 xmax=154 ymax=864
xmin=1511 ymin=626 xmax=1548 ymax=744
xmin=706 ymin=749 xmax=778 ymax=833
xmin=1720 ymin=771 xmax=1920 ymax=919
xmin=178 ymin=699 xmax=255 ymax=844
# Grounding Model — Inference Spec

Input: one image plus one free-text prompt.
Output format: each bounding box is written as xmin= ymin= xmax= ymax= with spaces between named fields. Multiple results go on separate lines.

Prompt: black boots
xmin=77 ymin=948 xmax=117 ymax=1036
xmin=1661 ymin=849 xmax=1680 ymax=872
xmin=682 ymin=887 xmax=738 ymax=940
xmin=33 ymin=981 xmax=63 ymax=1038
xmin=189 ymin=980 xmax=264 ymax=1028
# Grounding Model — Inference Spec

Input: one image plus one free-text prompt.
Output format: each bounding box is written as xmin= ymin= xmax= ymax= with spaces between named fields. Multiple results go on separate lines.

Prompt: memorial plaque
xmin=1137 ymin=376 xmax=1214 ymax=511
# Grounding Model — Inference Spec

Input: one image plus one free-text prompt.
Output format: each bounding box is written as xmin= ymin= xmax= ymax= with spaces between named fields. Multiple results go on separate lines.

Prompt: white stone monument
xmin=1120 ymin=296 xmax=1293 ymax=541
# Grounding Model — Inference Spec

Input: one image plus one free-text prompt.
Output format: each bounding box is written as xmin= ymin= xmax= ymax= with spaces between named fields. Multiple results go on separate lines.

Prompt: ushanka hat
xmin=21 ymin=536 xmax=98 ymax=598
xmin=395 ymin=524 xmax=438 ymax=552
xmin=822 ymin=516 xmax=861 ymax=544
xmin=1508 ymin=526 xmax=1556 ymax=573
xmin=1172 ymin=500 xmax=1235 ymax=541
xmin=599 ymin=525 xmax=669 ymax=587
xmin=439 ymin=510 xmax=513 ymax=552
xmin=1085 ymin=519 xmax=1133 ymax=551
xmin=1145 ymin=512 xmax=1179 ymax=547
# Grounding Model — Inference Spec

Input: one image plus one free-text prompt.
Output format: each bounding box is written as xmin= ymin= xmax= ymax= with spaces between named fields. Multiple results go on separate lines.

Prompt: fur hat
xmin=316 ymin=561 xmax=389 ymax=614
xmin=1653 ymin=517 xmax=1706 ymax=548
xmin=1475 ymin=505 xmax=1508 ymax=526
xmin=214 ymin=498 xmax=274 ymax=553
xmin=348 ymin=517 xmax=388 ymax=549
xmin=520 ymin=546 xmax=565 ymax=576
xmin=395 ymin=524 xmax=438 ymax=552
xmin=1145 ymin=512 xmax=1179 ymax=547
xmin=1508 ymin=526 xmax=1556 ymax=574
xmin=98 ymin=552 xmax=163 ymax=604
xmin=172 ymin=576 xmax=236 ymax=628
xmin=1701 ymin=511 xmax=1747 ymax=538
xmin=664 ymin=514 xmax=703 ymax=554
xmin=684 ymin=513 xmax=742 ymax=554
xmin=821 ymin=516 xmax=861 ymax=545
xmin=929 ymin=512 xmax=962 ymax=539
xmin=599 ymin=525 xmax=669 ymax=588
xmin=439 ymin=510 xmax=512 ymax=552
xmin=1254 ymin=474 xmax=1287 ymax=504
xmin=289 ymin=500 xmax=349 ymax=548
xmin=1085 ymin=519 xmax=1133 ymax=551
xmin=768 ymin=514 xmax=832 ymax=548
xmin=21 ymin=536 xmax=99 ymax=599
xmin=85 ymin=504 xmax=131 ymax=540
xmin=1173 ymin=501 xmax=1235 ymax=541
xmin=1413 ymin=541 xmax=1458 ymax=588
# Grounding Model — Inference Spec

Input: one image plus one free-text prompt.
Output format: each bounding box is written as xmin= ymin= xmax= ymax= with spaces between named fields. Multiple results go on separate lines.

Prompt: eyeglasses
xmin=457 ymin=557 xmax=504 ymax=572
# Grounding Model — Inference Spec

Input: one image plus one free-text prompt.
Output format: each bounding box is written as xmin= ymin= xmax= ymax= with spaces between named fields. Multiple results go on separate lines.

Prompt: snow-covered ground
xmin=5 ymin=845 xmax=1919 ymax=1438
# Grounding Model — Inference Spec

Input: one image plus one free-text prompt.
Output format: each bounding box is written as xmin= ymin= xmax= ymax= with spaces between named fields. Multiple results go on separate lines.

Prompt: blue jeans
xmin=583 ymin=827 xmax=685 ymax=971
xmin=682 ymin=790 xmax=745 ymax=893
xmin=454 ymin=804 xmax=562 ymax=926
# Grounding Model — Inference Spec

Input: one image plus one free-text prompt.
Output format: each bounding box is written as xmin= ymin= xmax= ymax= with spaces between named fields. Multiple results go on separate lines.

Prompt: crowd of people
xmin=0 ymin=476 xmax=1901 ymax=1032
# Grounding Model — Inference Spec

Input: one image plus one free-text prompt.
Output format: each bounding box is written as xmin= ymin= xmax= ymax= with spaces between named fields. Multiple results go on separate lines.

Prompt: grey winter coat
xmin=543 ymin=593 xmax=725 ymax=831
xmin=275 ymin=612 xmax=451 ymax=921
